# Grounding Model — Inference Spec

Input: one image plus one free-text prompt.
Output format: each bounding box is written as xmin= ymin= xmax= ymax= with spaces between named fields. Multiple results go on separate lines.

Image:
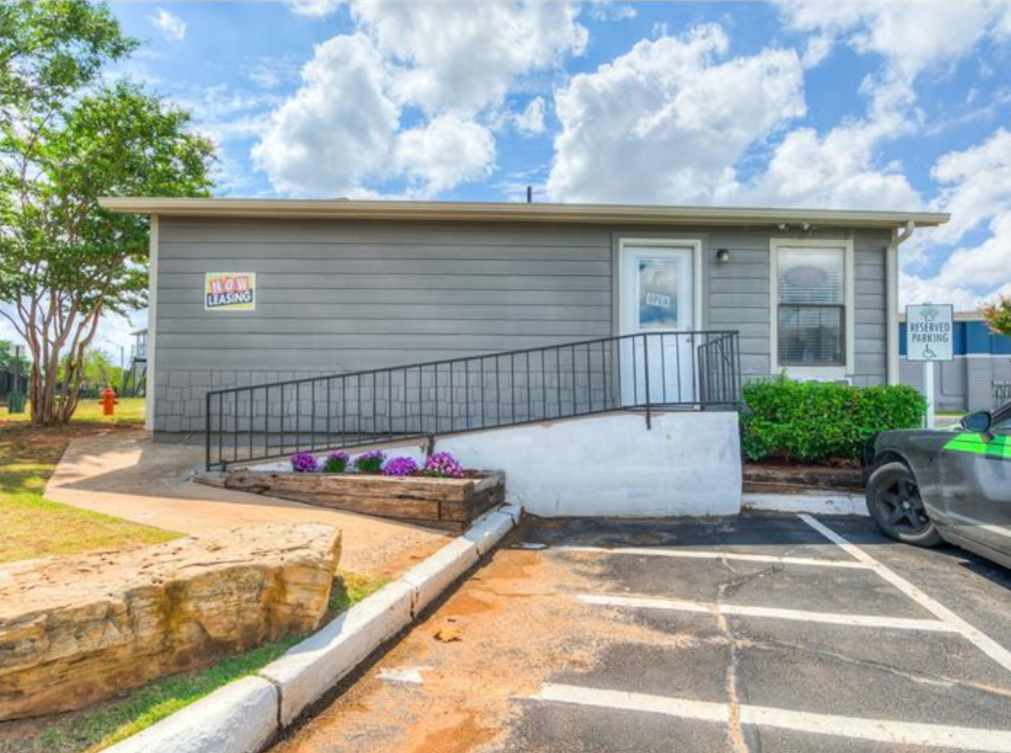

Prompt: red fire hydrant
xmin=100 ymin=387 xmax=118 ymax=416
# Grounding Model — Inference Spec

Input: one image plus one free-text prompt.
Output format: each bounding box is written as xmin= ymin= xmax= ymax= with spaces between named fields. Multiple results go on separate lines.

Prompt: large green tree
xmin=0 ymin=1 xmax=213 ymax=425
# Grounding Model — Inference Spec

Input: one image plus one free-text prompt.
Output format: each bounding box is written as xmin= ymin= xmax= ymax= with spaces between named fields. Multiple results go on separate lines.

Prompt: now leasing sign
xmin=205 ymin=272 xmax=256 ymax=311
xmin=906 ymin=304 xmax=954 ymax=362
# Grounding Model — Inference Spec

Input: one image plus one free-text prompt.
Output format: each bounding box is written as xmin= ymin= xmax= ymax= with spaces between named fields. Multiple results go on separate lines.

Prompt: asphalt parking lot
xmin=272 ymin=512 xmax=1011 ymax=753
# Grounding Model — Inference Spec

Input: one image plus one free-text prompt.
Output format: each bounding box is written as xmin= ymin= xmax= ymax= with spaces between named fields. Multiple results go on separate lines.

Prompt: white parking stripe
xmin=530 ymin=683 xmax=1011 ymax=752
xmin=579 ymin=594 xmax=956 ymax=632
xmin=554 ymin=545 xmax=872 ymax=569
xmin=799 ymin=514 xmax=1011 ymax=675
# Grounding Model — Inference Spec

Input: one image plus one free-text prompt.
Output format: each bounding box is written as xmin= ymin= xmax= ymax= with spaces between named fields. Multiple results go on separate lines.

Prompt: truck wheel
xmin=866 ymin=462 xmax=942 ymax=547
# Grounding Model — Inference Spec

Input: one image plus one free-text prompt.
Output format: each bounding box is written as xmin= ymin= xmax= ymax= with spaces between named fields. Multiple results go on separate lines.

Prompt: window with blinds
xmin=776 ymin=247 xmax=845 ymax=366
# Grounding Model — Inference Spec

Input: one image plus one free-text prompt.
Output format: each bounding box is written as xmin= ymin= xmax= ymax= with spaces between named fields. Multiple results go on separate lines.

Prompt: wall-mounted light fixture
xmin=716 ymin=248 xmax=731 ymax=263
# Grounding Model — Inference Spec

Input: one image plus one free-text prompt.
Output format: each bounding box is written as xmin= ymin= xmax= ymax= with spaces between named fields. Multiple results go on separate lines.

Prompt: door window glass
xmin=638 ymin=259 xmax=679 ymax=330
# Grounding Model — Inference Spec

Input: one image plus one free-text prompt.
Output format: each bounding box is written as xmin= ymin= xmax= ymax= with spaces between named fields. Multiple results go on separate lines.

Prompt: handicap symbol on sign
xmin=924 ymin=343 xmax=937 ymax=360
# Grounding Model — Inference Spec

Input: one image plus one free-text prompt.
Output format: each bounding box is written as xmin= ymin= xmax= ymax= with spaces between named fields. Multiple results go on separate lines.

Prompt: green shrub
xmin=741 ymin=378 xmax=926 ymax=463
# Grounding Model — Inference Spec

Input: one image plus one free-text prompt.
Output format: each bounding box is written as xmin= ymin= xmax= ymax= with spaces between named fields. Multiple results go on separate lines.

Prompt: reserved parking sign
xmin=906 ymin=304 xmax=954 ymax=362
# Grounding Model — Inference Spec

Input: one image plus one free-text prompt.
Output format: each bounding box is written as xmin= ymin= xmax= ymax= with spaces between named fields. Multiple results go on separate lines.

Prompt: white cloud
xmin=718 ymin=1 xmax=1011 ymax=213
xmin=514 ymin=97 xmax=546 ymax=135
xmin=933 ymin=213 xmax=1011 ymax=290
xmin=740 ymin=117 xmax=921 ymax=210
xmin=902 ymin=129 xmax=1011 ymax=310
xmin=588 ymin=2 xmax=637 ymax=22
xmin=255 ymin=1 xmax=585 ymax=197
xmin=393 ymin=116 xmax=495 ymax=197
xmin=899 ymin=272 xmax=987 ymax=311
xmin=252 ymin=34 xmax=399 ymax=196
xmin=929 ymin=128 xmax=1011 ymax=243
xmin=351 ymin=0 xmax=586 ymax=114
xmin=780 ymin=1 xmax=1007 ymax=80
xmin=246 ymin=57 xmax=302 ymax=91
xmin=287 ymin=0 xmax=344 ymax=17
xmin=800 ymin=33 xmax=834 ymax=68
xmin=547 ymin=25 xmax=806 ymax=204
xmin=764 ymin=1 xmax=1011 ymax=214
xmin=175 ymin=84 xmax=280 ymax=145
xmin=150 ymin=9 xmax=186 ymax=42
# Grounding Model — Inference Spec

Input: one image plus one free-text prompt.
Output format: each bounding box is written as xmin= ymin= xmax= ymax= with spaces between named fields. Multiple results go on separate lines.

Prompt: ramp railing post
xmin=643 ymin=333 xmax=652 ymax=430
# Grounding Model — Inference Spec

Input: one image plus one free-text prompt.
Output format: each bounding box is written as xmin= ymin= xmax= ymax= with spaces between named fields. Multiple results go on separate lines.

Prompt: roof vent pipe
xmin=526 ymin=185 xmax=533 ymax=203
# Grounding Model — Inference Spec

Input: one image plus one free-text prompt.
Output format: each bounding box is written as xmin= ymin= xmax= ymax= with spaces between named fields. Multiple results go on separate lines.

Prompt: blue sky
xmin=16 ymin=0 xmax=1011 ymax=355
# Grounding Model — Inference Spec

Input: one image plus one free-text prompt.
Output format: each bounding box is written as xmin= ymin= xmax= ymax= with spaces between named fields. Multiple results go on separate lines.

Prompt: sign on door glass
xmin=638 ymin=259 xmax=678 ymax=330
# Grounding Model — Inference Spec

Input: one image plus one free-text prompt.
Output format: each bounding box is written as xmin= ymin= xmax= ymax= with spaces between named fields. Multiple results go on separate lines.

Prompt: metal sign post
xmin=905 ymin=304 xmax=954 ymax=428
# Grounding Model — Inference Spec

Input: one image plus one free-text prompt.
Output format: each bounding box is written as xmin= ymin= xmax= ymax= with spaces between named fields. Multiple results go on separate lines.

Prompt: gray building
xmin=100 ymin=198 xmax=948 ymax=437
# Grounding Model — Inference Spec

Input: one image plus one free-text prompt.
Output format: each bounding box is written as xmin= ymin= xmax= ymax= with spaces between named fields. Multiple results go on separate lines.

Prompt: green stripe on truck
xmin=943 ymin=433 xmax=1011 ymax=460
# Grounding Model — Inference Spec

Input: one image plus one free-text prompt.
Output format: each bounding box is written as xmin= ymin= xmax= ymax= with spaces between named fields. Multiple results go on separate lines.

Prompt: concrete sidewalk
xmin=44 ymin=430 xmax=449 ymax=578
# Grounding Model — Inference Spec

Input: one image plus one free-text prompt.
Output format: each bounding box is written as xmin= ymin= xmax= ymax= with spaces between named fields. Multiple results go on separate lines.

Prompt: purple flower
xmin=290 ymin=451 xmax=319 ymax=473
xmin=354 ymin=450 xmax=386 ymax=474
xmin=322 ymin=450 xmax=349 ymax=473
xmin=421 ymin=451 xmax=464 ymax=478
xmin=383 ymin=456 xmax=419 ymax=477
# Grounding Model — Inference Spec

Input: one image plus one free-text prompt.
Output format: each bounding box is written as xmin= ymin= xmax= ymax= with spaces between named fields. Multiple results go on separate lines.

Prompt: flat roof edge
xmin=98 ymin=198 xmax=950 ymax=228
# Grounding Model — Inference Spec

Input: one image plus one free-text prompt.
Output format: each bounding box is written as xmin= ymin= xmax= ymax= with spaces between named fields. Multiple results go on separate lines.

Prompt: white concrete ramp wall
xmin=251 ymin=410 xmax=742 ymax=518
xmin=437 ymin=411 xmax=742 ymax=518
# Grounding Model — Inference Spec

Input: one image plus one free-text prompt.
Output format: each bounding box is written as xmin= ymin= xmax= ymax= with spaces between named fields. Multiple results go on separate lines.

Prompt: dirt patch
xmin=0 ymin=424 xmax=134 ymax=464
xmin=412 ymin=712 xmax=497 ymax=753
xmin=440 ymin=592 xmax=493 ymax=617
xmin=370 ymin=537 xmax=450 ymax=582
xmin=743 ymin=461 xmax=863 ymax=493
xmin=273 ymin=531 xmax=678 ymax=753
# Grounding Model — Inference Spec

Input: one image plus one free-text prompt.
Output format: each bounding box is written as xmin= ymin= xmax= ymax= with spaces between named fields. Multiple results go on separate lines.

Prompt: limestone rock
xmin=0 ymin=524 xmax=340 ymax=721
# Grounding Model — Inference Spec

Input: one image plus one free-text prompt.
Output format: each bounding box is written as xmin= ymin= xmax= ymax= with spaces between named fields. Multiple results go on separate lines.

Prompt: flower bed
xmin=222 ymin=450 xmax=504 ymax=530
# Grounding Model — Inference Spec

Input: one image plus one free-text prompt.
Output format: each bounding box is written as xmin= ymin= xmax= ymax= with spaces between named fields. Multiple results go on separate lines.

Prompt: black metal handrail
xmin=205 ymin=330 xmax=741 ymax=470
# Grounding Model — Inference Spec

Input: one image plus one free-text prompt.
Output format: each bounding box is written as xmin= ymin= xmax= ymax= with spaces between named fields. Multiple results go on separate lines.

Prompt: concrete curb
xmin=105 ymin=503 xmax=521 ymax=753
xmin=743 ymin=491 xmax=868 ymax=516
xmin=106 ymin=676 xmax=279 ymax=753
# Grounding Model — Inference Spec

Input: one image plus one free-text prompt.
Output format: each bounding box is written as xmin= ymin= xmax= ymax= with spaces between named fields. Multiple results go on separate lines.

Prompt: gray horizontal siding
xmin=162 ymin=218 xmax=608 ymax=241
xmin=155 ymin=218 xmax=613 ymax=431
xmin=853 ymin=230 xmax=890 ymax=384
xmin=157 ymin=288 xmax=611 ymax=306
xmin=160 ymin=257 xmax=610 ymax=276
xmin=152 ymin=219 xmax=893 ymax=431
xmin=159 ymin=273 xmax=610 ymax=291
xmin=160 ymin=242 xmax=611 ymax=260
xmin=704 ymin=232 xmax=773 ymax=378
xmin=158 ymin=303 xmax=610 ymax=324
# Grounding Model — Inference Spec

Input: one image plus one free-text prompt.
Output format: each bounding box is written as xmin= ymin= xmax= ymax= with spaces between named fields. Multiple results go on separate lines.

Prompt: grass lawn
xmin=0 ymin=399 xmax=175 ymax=564
xmin=1 ymin=397 xmax=147 ymax=426
xmin=0 ymin=397 xmax=390 ymax=751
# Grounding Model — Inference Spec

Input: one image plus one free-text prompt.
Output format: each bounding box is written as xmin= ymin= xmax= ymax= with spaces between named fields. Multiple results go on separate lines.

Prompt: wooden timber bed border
xmin=221 ymin=469 xmax=506 ymax=531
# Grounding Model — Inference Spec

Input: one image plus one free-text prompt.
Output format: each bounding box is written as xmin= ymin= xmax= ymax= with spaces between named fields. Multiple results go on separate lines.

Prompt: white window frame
xmin=617 ymin=237 xmax=703 ymax=334
xmin=769 ymin=237 xmax=855 ymax=380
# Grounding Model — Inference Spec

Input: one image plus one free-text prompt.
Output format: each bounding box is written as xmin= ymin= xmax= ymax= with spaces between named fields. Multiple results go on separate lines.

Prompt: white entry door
xmin=620 ymin=245 xmax=696 ymax=406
